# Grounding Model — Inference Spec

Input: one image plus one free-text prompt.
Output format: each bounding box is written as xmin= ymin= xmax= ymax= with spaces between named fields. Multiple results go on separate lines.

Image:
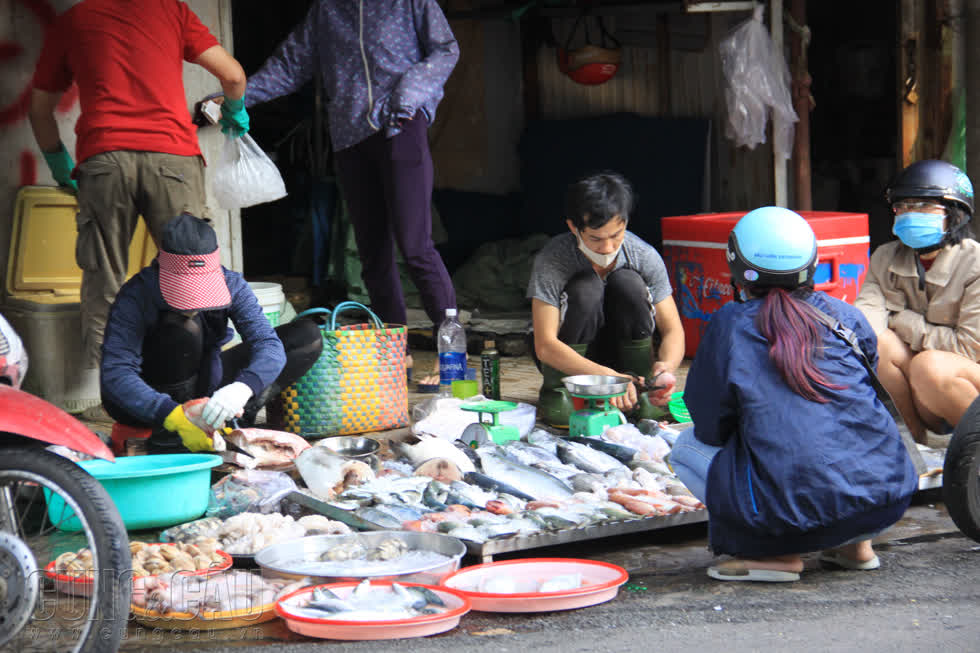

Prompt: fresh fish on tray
xmin=284 ymin=579 xmax=450 ymax=622
xmin=463 ymin=471 xmax=535 ymax=501
xmin=556 ymin=440 xmax=627 ymax=475
xmin=476 ymin=449 xmax=574 ymax=501
xmin=567 ymin=436 xmax=648 ymax=465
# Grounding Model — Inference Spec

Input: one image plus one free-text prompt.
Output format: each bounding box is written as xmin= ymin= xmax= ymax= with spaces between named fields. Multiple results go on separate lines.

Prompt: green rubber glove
xmin=42 ymin=144 xmax=78 ymax=192
xmin=219 ymin=96 xmax=250 ymax=138
xmin=163 ymin=405 xmax=214 ymax=452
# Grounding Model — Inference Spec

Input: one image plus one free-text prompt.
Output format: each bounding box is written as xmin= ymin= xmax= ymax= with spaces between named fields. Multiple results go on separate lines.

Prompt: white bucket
xmin=225 ymin=282 xmax=288 ymax=348
xmin=249 ymin=282 xmax=285 ymax=327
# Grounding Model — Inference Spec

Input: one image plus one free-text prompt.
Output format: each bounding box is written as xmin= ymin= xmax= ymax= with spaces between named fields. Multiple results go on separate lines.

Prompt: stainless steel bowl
xmin=561 ymin=374 xmax=633 ymax=396
xmin=253 ymin=531 xmax=466 ymax=585
xmin=315 ymin=436 xmax=380 ymax=458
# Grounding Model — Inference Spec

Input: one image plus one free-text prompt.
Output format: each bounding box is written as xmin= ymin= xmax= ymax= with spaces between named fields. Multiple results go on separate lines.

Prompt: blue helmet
xmin=727 ymin=207 xmax=818 ymax=290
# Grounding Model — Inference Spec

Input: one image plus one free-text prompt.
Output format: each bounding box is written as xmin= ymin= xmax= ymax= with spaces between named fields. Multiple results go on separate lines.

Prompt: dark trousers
xmin=105 ymin=316 xmax=322 ymax=453
xmin=533 ymin=268 xmax=653 ymax=369
xmin=334 ymin=113 xmax=455 ymax=329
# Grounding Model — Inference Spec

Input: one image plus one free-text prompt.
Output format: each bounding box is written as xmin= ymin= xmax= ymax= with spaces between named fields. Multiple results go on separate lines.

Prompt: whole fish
xmin=556 ymin=440 xmax=626 ymax=475
xmin=499 ymin=441 xmax=564 ymax=467
xmin=354 ymin=507 xmax=405 ymax=530
xmin=298 ymin=580 xmax=447 ymax=621
xmin=422 ymin=480 xmax=450 ymax=510
xmin=476 ymin=450 xmax=574 ymax=501
xmin=463 ymin=471 xmax=536 ymax=501
xmin=568 ymin=436 xmax=647 ymax=464
xmin=447 ymin=480 xmax=496 ymax=509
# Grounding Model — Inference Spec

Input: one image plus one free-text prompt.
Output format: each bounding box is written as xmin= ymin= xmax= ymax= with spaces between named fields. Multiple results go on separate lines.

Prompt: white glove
xmin=201 ymin=382 xmax=253 ymax=429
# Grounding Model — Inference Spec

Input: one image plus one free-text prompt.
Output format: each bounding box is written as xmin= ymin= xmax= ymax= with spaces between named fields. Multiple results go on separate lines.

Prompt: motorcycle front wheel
xmin=0 ymin=447 xmax=131 ymax=653
xmin=943 ymin=397 xmax=980 ymax=543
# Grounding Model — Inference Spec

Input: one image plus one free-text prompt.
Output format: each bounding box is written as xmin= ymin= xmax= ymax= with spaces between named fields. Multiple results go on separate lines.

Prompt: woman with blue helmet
xmin=670 ymin=207 xmax=917 ymax=582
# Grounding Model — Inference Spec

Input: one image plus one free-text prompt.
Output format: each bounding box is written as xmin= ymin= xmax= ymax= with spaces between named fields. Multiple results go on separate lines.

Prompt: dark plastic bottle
xmin=480 ymin=339 xmax=501 ymax=400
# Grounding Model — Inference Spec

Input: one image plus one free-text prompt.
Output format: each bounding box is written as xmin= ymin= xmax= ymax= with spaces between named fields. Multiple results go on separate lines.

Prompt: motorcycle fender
xmin=0 ymin=385 xmax=114 ymax=461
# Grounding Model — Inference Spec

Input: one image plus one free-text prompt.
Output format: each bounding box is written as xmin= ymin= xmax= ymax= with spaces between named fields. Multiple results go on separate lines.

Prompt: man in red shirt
xmin=28 ymin=0 xmax=249 ymax=376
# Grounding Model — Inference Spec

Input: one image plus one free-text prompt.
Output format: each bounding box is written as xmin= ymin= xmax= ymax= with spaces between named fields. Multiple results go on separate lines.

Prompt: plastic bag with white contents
xmin=718 ymin=5 xmax=798 ymax=159
xmin=210 ymin=133 xmax=287 ymax=209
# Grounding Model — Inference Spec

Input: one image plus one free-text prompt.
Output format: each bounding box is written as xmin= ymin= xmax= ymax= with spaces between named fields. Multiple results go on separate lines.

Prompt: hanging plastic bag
xmin=210 ymin=133 xmax=288 ymax=209
xmin=719 ymin=5 xmax=799 ymax=159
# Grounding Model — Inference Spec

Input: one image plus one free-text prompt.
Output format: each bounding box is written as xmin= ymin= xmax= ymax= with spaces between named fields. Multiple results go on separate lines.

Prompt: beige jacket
xmin=855 ymin=239 xmax=980 ymax=360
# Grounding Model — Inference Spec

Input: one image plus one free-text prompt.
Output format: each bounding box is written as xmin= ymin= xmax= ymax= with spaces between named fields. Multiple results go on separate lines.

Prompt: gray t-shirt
xmin=526 ymin=231 xmax=673 ymax=309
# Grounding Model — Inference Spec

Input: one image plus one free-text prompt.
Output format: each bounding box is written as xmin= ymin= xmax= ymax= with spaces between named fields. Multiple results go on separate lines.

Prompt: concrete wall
xmin=0 ymin=0 xmax=240 ymax=300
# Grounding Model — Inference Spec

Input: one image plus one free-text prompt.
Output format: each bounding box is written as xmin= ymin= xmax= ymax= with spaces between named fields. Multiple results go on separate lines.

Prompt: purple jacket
xmin=245 ymin=0 xmax=459 ymax=151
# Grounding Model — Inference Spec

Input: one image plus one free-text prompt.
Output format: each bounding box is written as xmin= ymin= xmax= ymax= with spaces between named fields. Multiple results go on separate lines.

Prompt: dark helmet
xmin=886 ymin=159 xmax=974 ymax=217
xmin=727 ymin=207 xmax=818 ymax=291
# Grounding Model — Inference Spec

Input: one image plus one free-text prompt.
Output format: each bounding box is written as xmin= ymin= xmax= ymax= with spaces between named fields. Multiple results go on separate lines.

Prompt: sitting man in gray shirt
xmin=527 ymin=171 xmax=685 ymax=428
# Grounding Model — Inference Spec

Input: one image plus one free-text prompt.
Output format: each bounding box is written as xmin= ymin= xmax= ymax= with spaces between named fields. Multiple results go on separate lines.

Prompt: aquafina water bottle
xmin=437 ymin=308 xmax=466 ymax=396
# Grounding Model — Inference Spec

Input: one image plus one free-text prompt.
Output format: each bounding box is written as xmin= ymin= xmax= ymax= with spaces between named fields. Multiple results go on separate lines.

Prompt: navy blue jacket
xmin=686 ymin=291 xmax=918 ymax=557
xmin=100 ymin=263 xmax=286 ymax=428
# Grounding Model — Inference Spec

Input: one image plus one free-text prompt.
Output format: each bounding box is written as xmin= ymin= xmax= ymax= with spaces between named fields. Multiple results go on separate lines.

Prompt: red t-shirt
xmin=32 ymin=0 xmax=218 ymax=164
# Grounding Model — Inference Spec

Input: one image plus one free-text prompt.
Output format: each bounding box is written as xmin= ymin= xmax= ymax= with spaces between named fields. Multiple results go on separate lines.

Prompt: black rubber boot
xmin=537 ymin=343 xmax=588 ymax=429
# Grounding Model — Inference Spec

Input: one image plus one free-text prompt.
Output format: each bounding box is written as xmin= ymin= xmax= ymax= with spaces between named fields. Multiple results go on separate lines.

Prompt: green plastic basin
xmin=45 ymin=454 xmax=222 ymax=532
xmin=668 ymin=392 xmax=691 ymax=423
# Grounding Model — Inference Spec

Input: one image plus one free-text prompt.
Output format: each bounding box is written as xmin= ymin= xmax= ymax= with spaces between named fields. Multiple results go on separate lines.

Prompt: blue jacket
xmin=244 ymin=0 xmax=459 ymax=151
xmin=686 ymin=291 xmax=918 ymax=557
xmin=100 ymin=264 xmax=286 ymax=428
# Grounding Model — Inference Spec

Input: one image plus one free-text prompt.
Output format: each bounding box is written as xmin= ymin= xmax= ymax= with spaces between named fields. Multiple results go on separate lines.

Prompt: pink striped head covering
xmin=158 ymin=214 xmax=231 ymax=311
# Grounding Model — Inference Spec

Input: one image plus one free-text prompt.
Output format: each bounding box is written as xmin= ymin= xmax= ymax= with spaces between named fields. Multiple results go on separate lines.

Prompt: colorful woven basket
xmin=271 ymin=303 xmax=408 ymax=438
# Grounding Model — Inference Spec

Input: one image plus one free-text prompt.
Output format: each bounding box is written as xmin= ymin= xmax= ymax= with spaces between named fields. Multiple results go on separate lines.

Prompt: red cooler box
xmin=661 ymin=211 xmax=869 ymax=358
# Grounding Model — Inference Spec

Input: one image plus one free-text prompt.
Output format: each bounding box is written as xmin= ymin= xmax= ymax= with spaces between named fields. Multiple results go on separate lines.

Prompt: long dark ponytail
xmin=755 ymin=287 xmax=846 ymax=403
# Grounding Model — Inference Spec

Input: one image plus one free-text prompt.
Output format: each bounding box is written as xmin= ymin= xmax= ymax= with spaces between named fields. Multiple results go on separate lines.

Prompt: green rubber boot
xmin=616 ymin=338 xmax=654 ymax=379
xmin=617 ymin=338 xmax=669 ymax=421
xmin=537 ymin=343 xmax=587 ymax=429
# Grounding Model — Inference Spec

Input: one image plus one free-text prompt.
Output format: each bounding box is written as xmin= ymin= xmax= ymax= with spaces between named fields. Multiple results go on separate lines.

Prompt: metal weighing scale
xmin=562 ymin=375 xmax=632 ymax=437
xmin=460 ymin=400 xmax=521 ymax=447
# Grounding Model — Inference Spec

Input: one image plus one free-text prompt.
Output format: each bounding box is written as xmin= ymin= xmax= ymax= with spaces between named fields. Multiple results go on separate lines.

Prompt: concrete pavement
xmin=114 ymin=492 xmax=980 ymax=653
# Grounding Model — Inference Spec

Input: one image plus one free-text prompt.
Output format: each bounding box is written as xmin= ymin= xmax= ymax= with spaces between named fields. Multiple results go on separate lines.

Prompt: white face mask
xmin=577 ymin=233 xmax=621 ymax=268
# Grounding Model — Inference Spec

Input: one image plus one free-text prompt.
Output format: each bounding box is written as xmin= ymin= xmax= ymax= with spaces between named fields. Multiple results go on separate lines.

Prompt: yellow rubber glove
xmin=163 ymin=405 xmax=214 ymax=452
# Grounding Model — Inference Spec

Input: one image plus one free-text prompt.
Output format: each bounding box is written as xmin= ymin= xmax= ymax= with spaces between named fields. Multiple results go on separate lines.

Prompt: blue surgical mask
xmin=893 ymin=212 xmax=945 ymax=249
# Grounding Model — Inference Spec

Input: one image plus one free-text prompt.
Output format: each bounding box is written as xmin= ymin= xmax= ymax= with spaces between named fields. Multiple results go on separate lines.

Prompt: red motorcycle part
xmin=110 ymin=423 xmax=151 ymax=456
xmin=0 ymin=384 xmax=114 ymax=461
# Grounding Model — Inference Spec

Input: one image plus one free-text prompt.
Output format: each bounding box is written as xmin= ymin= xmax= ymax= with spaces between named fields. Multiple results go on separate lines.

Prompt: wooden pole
xmin=789 ymin=0 xmax=811 ymax=210
xmin=771 ymin=0 xmax=788 ymax=207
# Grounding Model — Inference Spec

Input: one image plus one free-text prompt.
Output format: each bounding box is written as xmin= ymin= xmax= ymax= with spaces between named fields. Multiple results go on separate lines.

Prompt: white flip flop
xmin=707 ymin=565 xmax=800 ymax=582
xmin=818 ymin=552 xmax=881 ymax=570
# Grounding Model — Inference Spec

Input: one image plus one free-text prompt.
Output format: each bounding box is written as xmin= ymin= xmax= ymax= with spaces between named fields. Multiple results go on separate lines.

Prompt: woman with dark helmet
xmin=669 ymin=207 xmax=917 ymax=582
xmin=855 ymin=160 xmax=980 ymax=444
xmin=100 ymin=213 xmax=323 ymax=453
